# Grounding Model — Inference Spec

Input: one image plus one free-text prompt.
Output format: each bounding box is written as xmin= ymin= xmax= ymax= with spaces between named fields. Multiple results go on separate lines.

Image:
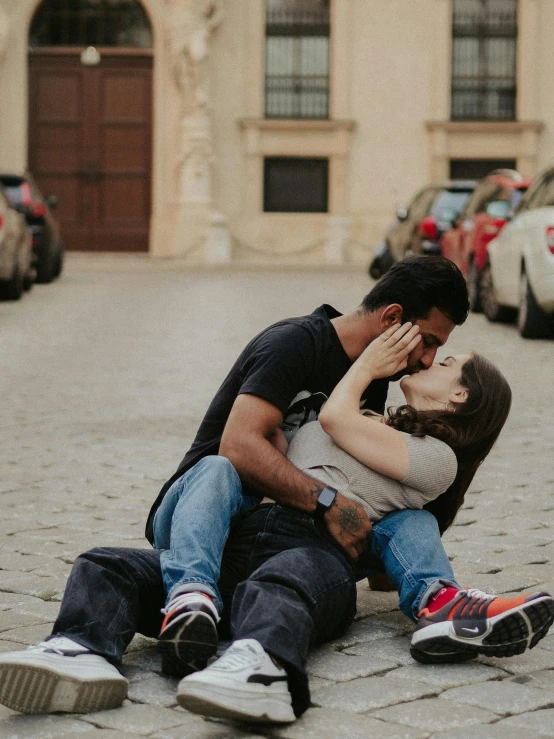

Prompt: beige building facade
xmin=0 ymin=0 xmax=552 ymax=264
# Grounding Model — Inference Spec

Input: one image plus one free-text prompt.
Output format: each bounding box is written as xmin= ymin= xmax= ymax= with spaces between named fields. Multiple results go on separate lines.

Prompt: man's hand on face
xmin=324 ymin=492 xmax=372 ymax=560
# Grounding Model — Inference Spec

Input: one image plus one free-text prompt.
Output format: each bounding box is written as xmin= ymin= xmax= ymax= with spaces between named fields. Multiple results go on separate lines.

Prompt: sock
xmin=427 ymin=586 xmax=459 ymax=613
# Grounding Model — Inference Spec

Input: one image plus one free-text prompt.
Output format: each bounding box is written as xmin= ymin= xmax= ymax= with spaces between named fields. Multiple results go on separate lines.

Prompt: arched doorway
xmin=28 ymin=0 xmax=153 ymax=251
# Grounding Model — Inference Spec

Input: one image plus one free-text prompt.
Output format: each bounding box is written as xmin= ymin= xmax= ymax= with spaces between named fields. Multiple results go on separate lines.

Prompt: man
xmin=2 ymin=256 xmax=551 ymax=720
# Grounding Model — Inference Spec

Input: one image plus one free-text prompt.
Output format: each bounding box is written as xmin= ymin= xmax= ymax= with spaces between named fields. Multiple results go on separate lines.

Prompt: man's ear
xmin=379 ymin=304 xmax=404 ymax=331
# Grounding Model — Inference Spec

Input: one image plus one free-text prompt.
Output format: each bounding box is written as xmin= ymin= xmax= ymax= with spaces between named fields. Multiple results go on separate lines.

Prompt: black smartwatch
xmin=314 ymin=486 xmax=338 ymax=518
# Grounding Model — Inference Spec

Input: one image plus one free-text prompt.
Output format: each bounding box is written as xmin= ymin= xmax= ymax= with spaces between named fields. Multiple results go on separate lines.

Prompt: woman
xmin=166 ymin=323 xmax=552 ymax=723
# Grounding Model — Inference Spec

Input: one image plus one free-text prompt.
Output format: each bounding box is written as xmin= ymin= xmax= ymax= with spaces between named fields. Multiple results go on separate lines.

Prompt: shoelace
xmin=161 ymin=591 xmax=220 ymax=622
xmin=27 ymin=638 xmax=85 ymax=656
xmin=463 ymin=588 xmax=495 ymax=603
xmin=212 ymin=643 xmax=262 ymax=672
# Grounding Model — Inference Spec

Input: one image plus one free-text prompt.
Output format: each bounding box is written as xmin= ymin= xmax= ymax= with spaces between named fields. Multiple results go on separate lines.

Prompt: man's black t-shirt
xmin=145 ymin=305 xmax=389 ymax=543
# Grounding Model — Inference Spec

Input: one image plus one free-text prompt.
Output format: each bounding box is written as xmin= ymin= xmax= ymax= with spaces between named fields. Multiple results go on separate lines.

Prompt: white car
xmin=480 ymin=165 xmax=554 ymax=338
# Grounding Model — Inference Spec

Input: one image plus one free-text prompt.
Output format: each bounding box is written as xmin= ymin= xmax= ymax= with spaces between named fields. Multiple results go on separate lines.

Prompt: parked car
xmin=440 ymin=170 xmax=529 ymax=312
xmin=0 ymin=173 xmax=63 ymax=283
xmin=369 ymin=181 xmax=476 ymax=278
xmin=0 ymin=188 xmax=33 ymax=300
xmin=480 ymin=165 xmax=554 ymax=338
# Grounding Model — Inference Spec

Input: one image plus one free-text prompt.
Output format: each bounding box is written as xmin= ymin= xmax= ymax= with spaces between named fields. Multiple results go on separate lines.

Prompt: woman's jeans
xmin=152 ymin=456 xmax=260 ymax=610
xmin=151 ymin=455 xmax=458 ymax=617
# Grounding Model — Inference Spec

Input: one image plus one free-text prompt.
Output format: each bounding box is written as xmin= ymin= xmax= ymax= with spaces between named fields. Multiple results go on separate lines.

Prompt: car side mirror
xmin=396 ymin=205 xmax=408 ymax=222
xmin=45 ymin=194 xmax=58 ymax=211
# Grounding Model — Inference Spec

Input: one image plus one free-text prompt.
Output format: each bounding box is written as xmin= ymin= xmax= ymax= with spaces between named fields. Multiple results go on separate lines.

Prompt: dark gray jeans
xmin=52 ymin=504 xmax=357 ymax=717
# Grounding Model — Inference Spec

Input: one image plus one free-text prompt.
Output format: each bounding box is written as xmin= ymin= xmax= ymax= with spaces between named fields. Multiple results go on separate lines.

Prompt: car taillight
xmin=32 ymin=204 xmax=47 ymax=218
xmin=419 ymin=215 xmax=438 ymax=240
xmin=547 ymin=227 xmax=554 ymax=255
xmin=483 ymin=218 xmax=506 ymax=235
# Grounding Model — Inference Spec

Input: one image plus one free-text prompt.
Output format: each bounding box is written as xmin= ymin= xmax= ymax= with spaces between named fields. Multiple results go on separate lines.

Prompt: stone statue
xmin=167 ymin=0 xmax=224 ymax=207
xmin=169 ymin=0 xmax=224 ymax=116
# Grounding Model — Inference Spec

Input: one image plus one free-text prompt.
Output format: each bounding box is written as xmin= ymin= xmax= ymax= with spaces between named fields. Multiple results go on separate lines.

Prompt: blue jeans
xmin=152 ymin=456 xmax=259 ymax=610
xmin=152 ymin=456 xmax=458 ymax=619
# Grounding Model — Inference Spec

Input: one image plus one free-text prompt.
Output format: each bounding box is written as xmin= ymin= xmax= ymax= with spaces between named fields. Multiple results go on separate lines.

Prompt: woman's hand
xmin=355 ymin=322 xmax=421 ymax=380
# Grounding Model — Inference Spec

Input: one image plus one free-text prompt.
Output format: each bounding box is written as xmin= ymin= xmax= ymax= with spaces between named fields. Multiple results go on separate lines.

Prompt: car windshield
xmin=430 ymin=189 xmax=473 ymax=221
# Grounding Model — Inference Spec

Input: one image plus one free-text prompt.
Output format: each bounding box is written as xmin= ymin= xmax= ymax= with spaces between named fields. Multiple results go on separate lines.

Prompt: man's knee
xmin=192 ymin=456 xmax=242 ymax=500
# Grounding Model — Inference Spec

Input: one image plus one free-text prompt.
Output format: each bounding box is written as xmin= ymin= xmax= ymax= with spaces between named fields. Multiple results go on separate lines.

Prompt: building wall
xmin=0 ymin=0 xmax=551 ymax=264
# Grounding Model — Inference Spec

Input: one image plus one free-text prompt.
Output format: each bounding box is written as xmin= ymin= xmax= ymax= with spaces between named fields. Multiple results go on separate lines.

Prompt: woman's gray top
xmin=286 ymin=418 xmax=457 ymax=522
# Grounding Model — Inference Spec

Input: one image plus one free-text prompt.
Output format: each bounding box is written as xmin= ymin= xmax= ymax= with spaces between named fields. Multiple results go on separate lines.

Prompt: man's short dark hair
xmin=362 ymin=255 xmax=469 ymax=325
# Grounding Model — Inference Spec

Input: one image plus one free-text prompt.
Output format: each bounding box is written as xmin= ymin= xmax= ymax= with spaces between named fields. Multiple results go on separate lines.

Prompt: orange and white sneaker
xmin=410 ymin=588 xmax=554 ymax=664
xmin=158 ymin=592 xmax=220 ymax=677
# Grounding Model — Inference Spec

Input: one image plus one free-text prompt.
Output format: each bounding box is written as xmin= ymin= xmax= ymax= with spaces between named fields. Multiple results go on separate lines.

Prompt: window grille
xmin=30 ymin=0 xmax=152 ymax=48
xmin=264 ymin=158 xmax=328 ymax=212
xmin=265 ymin=0 xmax=330 ymax=119
xmin=451 ymin=0 xmax=517 ymax=121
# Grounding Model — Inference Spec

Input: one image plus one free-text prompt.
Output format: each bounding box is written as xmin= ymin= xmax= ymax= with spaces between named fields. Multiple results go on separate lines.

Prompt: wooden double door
xmin=28 ymin=51 xmax=152 ymax=251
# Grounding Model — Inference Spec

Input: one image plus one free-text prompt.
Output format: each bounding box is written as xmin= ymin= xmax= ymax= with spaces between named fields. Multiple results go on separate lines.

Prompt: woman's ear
xmin=379 ymin=304 xmax=404 ymax=331
xmin=450 ymin=384 xmax=469 ymax=406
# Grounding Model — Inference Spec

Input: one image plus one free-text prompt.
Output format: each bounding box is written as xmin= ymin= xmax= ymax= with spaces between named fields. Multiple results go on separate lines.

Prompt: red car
xmin=440 ymin=170 xmax=530 ymax=312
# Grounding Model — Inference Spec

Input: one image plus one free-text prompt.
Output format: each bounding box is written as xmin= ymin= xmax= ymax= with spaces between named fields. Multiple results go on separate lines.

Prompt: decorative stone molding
xmin=425 ymin=120 xmax=544 ymax=180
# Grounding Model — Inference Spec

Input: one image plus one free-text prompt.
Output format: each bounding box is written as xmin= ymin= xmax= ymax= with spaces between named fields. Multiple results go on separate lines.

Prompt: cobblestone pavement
xmin=1 ymin=254 xmax=553 ymax=739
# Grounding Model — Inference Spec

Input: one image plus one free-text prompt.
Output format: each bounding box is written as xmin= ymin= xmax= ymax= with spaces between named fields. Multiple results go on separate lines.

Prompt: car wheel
xmin=35 ymin=251 xmax=56 ymax=283
xmin=53 ymin=246 xmax=64 ymax=278
xmin=480 ymin=263 xmax=516 ymax=323
xmin=0 ymin=261 xmax=24 ymax=301
xmin=467 ymin=260 xmax=482 ymax=314
xmin=518 ymin=271 xmax=552 ymax=339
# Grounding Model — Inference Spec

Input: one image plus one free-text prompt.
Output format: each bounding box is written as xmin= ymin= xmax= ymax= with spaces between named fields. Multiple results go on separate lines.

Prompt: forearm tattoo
xmin=337 ymin=502 xmax=364 ymax=535
xmin=308 ymin=481 xmax=325 ymax=499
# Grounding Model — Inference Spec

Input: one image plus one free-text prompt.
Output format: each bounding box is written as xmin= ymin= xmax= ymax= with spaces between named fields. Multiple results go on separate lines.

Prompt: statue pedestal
xmin=205 ymin=212 xmax=232 ymax=263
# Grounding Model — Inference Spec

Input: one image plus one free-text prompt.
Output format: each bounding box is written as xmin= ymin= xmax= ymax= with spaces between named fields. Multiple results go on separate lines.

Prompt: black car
xmin=369 ymin=181 xmax=476 ymax=279
xmin=0 ymin=173 xmax=63 ymax=283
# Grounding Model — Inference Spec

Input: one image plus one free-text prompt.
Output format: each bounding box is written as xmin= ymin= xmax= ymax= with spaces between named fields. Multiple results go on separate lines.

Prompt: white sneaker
xmin=177 ymin=638 xmax=295 ymax=724
xmin=0 ymin=637 xmax=128 ymax=714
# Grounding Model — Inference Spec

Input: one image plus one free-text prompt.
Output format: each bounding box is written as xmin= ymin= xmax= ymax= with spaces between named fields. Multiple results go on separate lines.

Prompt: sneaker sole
xmin=158 ymin=611 xmax=218 ymax=676
xmin=0 ymin=663 xmax=127 ymax=714
xmin=177 ymin=682 xmax=295 ymax=724
xmin=411 ymin=595 xmax=554 ymax=664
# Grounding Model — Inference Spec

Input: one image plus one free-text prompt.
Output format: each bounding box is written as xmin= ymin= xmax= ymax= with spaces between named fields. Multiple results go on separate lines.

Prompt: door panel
xmin=28 ymin=52 xmax=152 ymax=251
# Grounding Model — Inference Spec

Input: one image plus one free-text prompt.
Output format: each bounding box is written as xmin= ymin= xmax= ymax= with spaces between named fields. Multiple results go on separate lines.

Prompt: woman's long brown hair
xmin=386 ymin=353 xmax=512 ymax=534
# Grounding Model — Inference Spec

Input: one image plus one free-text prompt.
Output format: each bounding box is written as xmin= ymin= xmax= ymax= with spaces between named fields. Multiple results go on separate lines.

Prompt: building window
xmin=29 ymin=0 xmax=152 ymax=48
xmin=450 ymin=159 xmax=516 ymax=180
xmin=265 ymin=0 xmax=330 ymax=119
xmin=451 ymin=0 xmax=517 ymax=121
xmin=264 ymin=158 xmax=328 ymax=212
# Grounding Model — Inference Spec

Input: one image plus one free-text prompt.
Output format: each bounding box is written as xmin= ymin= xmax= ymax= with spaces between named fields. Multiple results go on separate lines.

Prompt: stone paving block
xmin=0 ymin=641 xmax=25 ymax=654
xmin=0 ymin=554 xmax=51 ymax=572
xmin=330 ymin=616 xmax=399 ymax=648
xmin=354 ymin=585 xmax=399 ymax=618
xmin=153 ymin=715 xmax=267 ymax=738
xmin=385 ymin=661 xmax=508 ymax=689
xmin=122 ymin=647 xmax=162 ymax=674
xmin=0 ymin=612 xmax=48 ymax=633
xmin=371 ymin=696 xmax=498 ymax=732
xmin=61 ymin=731 xmax=147 ymax=739
xmin=12 ymin=600 xmax=61 ymax=622
xmin=510 ymin=670 xmax=554 ymax=691
xmin=478 ymin=647 xmax=554 ymax=674
xmin=308 ymin=649 xmax=397 ymax=681
xmin=269 ymin=707 xmax=429 ymax=739
xmin=496 ymin=707 xmax=554 ymax=735
xmin=0 ymin=573 xmax=66 ymax=600
xmin=0 ymin=715 xmax=93 ymax=738
xmin=0 ymin=624 xmax=53 ymax=646
xmin=127 ymin=673 xmax=179 ymax=706
xmin=79 ymin=703 xmax=189 ymax=735
xmin=343 ymin=636 xmax=414 ymax=665
xmin=431 ymin=723 xmax=536 ymax=739
xmin=439 ymin=679 xmax=554 ymax=716
xmin=312 ymin=676 xmax=437 ymax=713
